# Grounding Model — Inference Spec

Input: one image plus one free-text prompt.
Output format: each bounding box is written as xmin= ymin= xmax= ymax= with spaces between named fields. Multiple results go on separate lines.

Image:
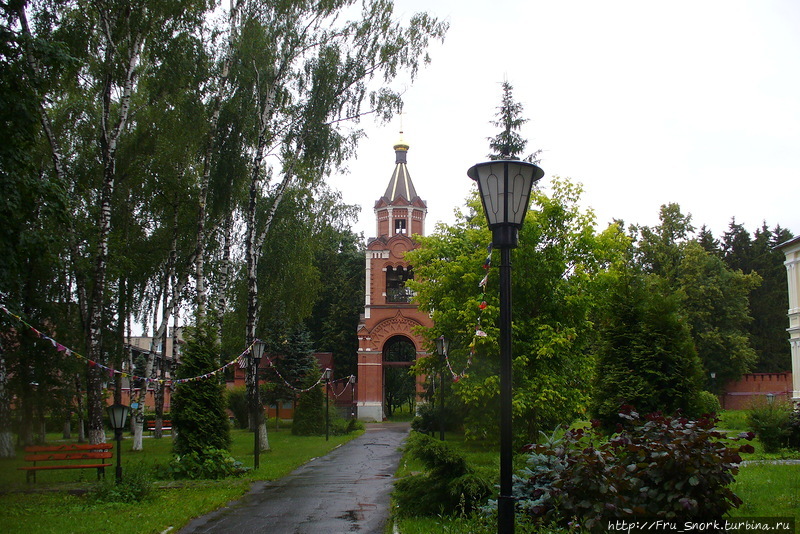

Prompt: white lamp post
xmin=251 ymin=339 xmax=266 ymax=469
xmin=468 ymin=159 xmax=544 ymax=534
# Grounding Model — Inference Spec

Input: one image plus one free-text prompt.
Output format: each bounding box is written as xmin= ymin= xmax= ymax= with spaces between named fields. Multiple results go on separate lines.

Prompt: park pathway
xmin=177 ymin=422 xmax=410 ymax=534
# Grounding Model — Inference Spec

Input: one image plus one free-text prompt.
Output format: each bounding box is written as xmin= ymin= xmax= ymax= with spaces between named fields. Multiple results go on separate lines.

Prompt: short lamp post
xmin=107 ymin=403 xmax=130 ymax=483
xmin=324 ymin=368 xmax=332 ymax=441
xmin=468 ymin=159 xmax=544 ymax=534
xmin=435 ymin=335 xmax=450 ymax=441
xmin=251 ymin=339 xmax=266 ymax=469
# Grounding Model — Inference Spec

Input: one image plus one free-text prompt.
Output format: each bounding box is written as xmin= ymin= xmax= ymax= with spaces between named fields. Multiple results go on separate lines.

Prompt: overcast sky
xmin=328 ymin=0 xmax=800 ymax=243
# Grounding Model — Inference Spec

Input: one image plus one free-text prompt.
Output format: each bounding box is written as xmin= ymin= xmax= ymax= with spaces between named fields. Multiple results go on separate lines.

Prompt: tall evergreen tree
xmin=592 ymin=263 xmax=704 ymax=428
xmin=171 ymin=320 xmax=231 ymax=456
xmin=746 ymin=224 xmax=793 ymax=372
xmin=487 ymin=81 xmax=542 ymax=163
xmin=306 ymin=227 xmax=364 ymax=379
xmin=721 ymin=219 xmax=753 ymax=272
xmin=697 ymin=225 xmax=721 ymax=257
xmin=285 ymin=326 xmax=326 ymax=436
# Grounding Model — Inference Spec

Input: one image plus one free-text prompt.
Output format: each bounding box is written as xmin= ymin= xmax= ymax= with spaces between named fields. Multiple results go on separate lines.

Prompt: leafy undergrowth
xmin=393 ymin=410 xmax=800 ymax=533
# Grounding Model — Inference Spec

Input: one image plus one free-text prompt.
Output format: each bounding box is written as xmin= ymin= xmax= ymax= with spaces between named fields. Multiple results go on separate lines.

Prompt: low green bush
xmin=87 ymin=466 xmax=153 ymax=503
xmin=691 ymin=390 xmax=721 ymax=416
xmin=788 ymin=409 xmax=800 ymax=450
xmin=227 ymin=387 xmax=249 ymax=429
xmin=410 ymin=401 xmax=462 ymax=435
xmin=514 ymin=408 xmax=754 ymax=530
xmin=393 ymin=432 xmax=492 ymax=517
xmin=746 ymin=402 xmax=792 ymax=453
xmin=329 ymin=416 xmax=364 ymax=436
xmin=169 ymin=447 xmax=249 ymax=480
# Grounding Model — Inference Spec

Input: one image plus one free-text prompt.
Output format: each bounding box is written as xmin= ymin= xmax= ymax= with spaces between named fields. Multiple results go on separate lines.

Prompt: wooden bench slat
xmin=24 ymin=452 xmax=113 ymax=462
xmin=25 ymin=443 xmax=113 ymax=452
xmin=19 ymin=464 xmax=112 ymax=471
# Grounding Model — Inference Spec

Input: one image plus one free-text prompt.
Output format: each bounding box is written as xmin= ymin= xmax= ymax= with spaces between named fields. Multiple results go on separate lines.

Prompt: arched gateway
xmin=356 ymin=136 xmax=433 ymax=421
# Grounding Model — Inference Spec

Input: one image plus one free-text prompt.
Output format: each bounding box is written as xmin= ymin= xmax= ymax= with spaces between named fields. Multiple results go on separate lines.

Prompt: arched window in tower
xmin=386 ymin=265 xmax=414 ymax=303
xmin=394 ymin=218 xmax=407 ymax=235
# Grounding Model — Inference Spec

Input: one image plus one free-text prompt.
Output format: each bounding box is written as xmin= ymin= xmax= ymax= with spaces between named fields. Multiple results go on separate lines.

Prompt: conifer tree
xmin=172 ymin=321 xmax=231 ymax=456
xmin=487 ymin=81 xmax=542 ymax=163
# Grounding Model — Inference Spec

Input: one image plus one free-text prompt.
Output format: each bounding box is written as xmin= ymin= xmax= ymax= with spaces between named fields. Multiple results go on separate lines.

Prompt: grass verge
xmin=0 ymin=427 xmax=362 ymax=533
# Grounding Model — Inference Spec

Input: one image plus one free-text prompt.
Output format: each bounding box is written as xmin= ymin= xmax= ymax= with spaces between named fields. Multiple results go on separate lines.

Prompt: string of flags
xmin=442 ymin=242 xmax=493 ymax=383
xmin=1 ymin=302 xmax=349 ymax=392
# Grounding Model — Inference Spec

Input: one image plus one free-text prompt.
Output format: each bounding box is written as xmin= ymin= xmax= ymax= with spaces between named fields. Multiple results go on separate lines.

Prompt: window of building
xmin=386 ymin=265 xmax=414 ymax=303
xmin=394 ymin=218 xmax=407 ymax=235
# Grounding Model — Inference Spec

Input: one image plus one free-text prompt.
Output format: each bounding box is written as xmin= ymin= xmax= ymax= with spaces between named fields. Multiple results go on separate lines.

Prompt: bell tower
xmin=356 ymin=135 xmax=433 ymax=421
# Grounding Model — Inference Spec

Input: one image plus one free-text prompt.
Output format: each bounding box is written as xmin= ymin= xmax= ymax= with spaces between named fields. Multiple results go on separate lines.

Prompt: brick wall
xmin=721 ymin=372 xmax=793 ymax=410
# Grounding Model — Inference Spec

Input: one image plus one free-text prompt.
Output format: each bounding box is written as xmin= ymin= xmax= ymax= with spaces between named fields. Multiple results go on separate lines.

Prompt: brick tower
xmin=356 ymin=135 xmax=433 ymax=421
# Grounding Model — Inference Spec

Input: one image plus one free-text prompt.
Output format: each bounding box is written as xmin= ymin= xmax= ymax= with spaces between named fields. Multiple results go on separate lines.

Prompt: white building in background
xmin=777 ymin=235 xmax=800 ymax=406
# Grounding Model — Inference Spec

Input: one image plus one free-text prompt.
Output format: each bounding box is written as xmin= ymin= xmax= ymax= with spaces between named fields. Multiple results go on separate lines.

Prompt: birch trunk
xmin=195 ymin=0 xmax=242 ymax=324
xmin=86 ymin=9 xmax=144 ymax=444
xmin=244 ymin=83 xmax=280 ymax=453
xmin=216 ymin=212 xmax=234 ymax=344
xmin=132 ymin=295 xmax=160 ymax=451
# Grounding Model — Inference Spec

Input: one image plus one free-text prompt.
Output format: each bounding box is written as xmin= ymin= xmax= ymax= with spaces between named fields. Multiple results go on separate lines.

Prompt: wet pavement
xmin=178 ymin=422 xmax=410 ymax=534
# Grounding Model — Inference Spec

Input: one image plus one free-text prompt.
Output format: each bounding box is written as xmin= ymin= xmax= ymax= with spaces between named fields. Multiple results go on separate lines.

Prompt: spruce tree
xmin=171 ymin=321 xmax=231 ymax=455
xmin=281 ymin=326 xmax=325 ymax=436
xmin=592 ymin=264 xmax=704 ymax=429
xmin=487 ymin=81 xmax=542 ymax=163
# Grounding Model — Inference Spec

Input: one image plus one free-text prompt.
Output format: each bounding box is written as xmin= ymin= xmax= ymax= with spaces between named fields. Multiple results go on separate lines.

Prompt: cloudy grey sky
xmin=329 ymin=0 xmax=800 ymax=242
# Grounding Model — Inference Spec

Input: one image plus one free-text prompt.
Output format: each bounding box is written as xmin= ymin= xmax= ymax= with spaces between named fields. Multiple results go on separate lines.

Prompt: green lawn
xmin=0 ymin=427 xmax=363 ymax=533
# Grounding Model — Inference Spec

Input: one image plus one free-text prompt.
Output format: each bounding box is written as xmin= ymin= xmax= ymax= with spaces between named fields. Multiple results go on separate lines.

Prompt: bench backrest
xmin=24 ymin=443 xmax=113 ymax=453
xmin=24 ymin=451 xmax=113 ymax=462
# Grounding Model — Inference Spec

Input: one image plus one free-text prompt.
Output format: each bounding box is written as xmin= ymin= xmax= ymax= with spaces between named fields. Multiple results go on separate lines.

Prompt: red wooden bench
xmin=18 ymin=443 xmax=113 ymax=483
xmin=146 ymin=420 xmax=172 ymax=435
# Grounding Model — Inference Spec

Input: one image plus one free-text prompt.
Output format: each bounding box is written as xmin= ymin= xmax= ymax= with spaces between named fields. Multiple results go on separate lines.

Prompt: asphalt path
xmin=178 ymin=422 xmax=411 ymax=534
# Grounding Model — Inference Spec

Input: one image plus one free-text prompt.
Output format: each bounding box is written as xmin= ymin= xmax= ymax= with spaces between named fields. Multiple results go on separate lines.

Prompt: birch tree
xmin=229 ymin=0 xmax=446 ymax=453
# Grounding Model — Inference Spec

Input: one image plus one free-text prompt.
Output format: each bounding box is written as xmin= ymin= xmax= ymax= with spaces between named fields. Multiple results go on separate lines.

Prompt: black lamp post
xmin=468 ymin=159 xmax=544 ymax=534
xmin=324 ymin=368 xmax=332 ymax=441
xmin=349 ymin=375 xmax=356 ymax=419
xmin=251 ymin=339 xmax=266 ymax=469
xmin=107 ymin=403 xmax=130 ymax=483
xmin=435 ymin=335 xmax=450 ymax=441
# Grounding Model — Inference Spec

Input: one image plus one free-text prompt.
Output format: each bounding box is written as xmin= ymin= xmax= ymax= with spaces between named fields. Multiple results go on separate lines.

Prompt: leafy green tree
xmin=407 ymin=179 xmax=627 ymax=442
xmin=171 ymin=320 xmax=231 ymax=456
xmin=676 ymin=242 xmax=760 ymax=390
xmin=632 ymin=203 xmax=695 ymax=282
xmin=633 ymin=206 xmax=761 ymax=386
xmin=591 ymin=263 xmax=705 ymax=428
xmin=234 ymin=0 xmax=447 ymax=453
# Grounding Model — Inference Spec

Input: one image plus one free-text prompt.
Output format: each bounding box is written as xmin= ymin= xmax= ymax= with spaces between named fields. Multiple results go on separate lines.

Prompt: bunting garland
xmin=442 ymin=242 xmax=493 ymax=382
xmin=0 ymin=302 xmax=340 ymax=392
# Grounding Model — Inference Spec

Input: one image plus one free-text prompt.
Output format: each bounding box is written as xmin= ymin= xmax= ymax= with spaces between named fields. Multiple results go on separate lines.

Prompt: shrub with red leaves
xmin=514 ymin=408 xmax=754 ymax=530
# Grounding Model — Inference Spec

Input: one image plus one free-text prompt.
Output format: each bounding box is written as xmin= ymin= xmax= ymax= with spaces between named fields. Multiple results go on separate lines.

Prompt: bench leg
xmin=98 ymin=466 xmax=105 ymax=481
